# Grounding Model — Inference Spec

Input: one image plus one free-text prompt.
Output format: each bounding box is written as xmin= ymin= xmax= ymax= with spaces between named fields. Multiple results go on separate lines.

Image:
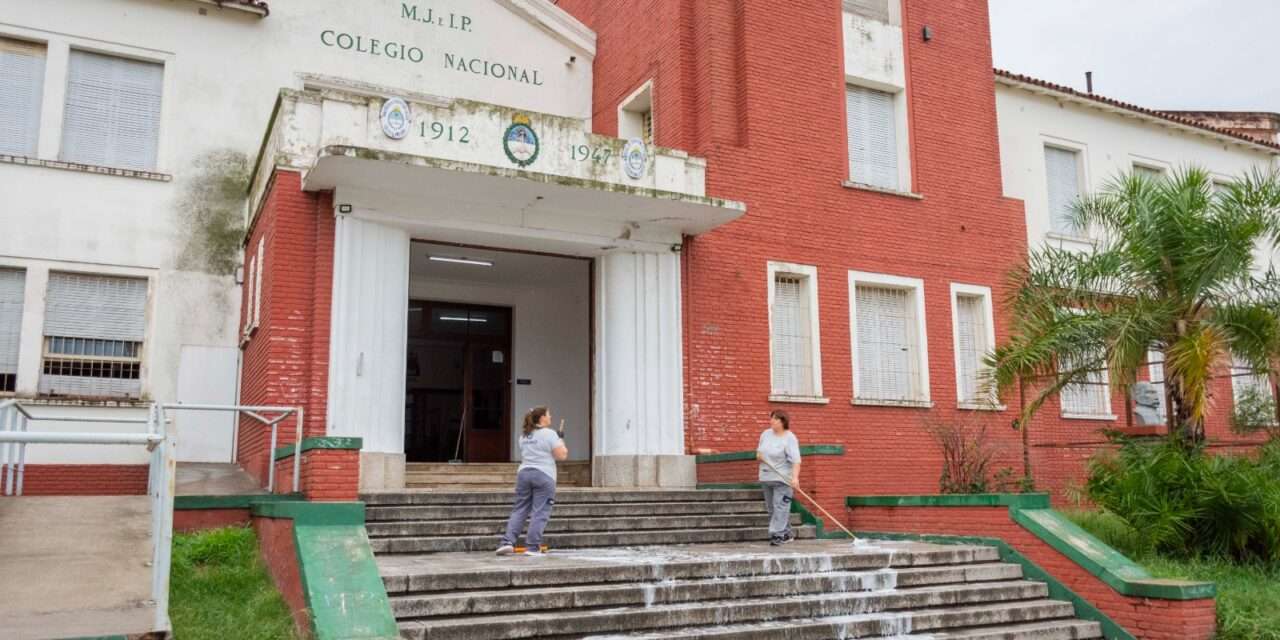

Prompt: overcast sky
xmin=989 ymin=1 xmax=1279 ymax=113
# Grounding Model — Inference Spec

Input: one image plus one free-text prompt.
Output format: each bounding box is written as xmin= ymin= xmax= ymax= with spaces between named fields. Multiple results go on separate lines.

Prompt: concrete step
xmin=379 ymin=543 xmax=1004 ymax=594
xmin=397 ymin=581 xmax=1056 ymax=640
xmin=371 ymin=524 xmax=818 ymax=554
xmin=367 ymin=513 xmax=800 ymax=537
xmin=389 ymin=562 xmax=1023 ymax=618
xmin=367 ymin=500 xmax=768 ymax=522
xmin=928 ymin=619 xmax=1104 ymax=639
xmin=361 ymin=489 xmax=762 ymax=506
xmin=562 ymin=605 xmax=1098 ymax=639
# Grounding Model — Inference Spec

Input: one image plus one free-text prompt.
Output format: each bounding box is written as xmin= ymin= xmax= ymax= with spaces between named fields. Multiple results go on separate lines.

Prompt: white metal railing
xmin=0 ymin=399 xmax=175 ymax=632
xmin=161 ymin=403 xmax=303 ymax=494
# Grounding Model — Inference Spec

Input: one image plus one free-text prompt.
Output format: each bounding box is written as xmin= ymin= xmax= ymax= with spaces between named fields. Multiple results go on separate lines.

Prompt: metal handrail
xmin=161 ymin=403 xmax=303 ymax=493
xmin=0 ymin=399 xmax=175 ymax=632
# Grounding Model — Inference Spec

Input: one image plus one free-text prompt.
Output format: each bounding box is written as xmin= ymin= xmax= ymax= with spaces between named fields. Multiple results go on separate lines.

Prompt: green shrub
xmin=1230 ymin=385 xmax=1280 ymax=441
xmin=1085 ymin=439 xmax=1280 ymax=562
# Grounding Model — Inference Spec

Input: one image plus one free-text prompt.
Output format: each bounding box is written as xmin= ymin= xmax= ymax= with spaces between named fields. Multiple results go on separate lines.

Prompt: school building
xmin=1 ymin=0 xmax=1277 ymax=503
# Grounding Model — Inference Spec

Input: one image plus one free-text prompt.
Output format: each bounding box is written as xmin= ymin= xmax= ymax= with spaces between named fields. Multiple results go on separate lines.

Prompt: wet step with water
xmin=365 ymin=490 xmax=1104 ymax=639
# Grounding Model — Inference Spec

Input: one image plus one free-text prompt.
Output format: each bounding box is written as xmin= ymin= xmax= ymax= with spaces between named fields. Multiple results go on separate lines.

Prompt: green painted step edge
xmin=1011 ymin=508 xmax=1216 ymax=600
xmin=273 ymin=436 xmax=363 ymax=461
xmin=844 ymin=492 xmax=1214 ymax=600
xmin=857 ymin=530 xmax=1137 ymax=640
xmin=251 ymin=500 xmax=366 ymax=526
xmin=175 ymin=492 xmax=303 ymax=510
xmin=293 ymin=522 xmax=399 ymax=640
xmin=696 ymin=444 xmax=844 ymax=464
xmin=251 ymin=501 xmax=397 ymax=639
xmin=845 ymin=493 xmax=1051 ymax=509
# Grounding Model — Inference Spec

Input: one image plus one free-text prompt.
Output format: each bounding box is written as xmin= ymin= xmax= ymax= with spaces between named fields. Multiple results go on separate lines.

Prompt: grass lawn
xmin=1066 ymin=510 xmax=1280 ymax=640
xmin=169 ymin=526 xmax=298 ymax=640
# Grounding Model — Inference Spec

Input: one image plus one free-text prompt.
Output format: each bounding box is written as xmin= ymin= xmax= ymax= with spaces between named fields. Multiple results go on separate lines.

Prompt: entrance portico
xmin=247 ymin=87 xmax=744 ymax=490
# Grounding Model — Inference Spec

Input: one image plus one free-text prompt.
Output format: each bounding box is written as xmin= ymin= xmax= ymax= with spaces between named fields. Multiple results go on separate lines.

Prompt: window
xmin=1231 ymin=354 xmax=1273 ymax=408
xmin=61 ymin=49 xmax=163 ymax=171
xmin=1060 ymin=347 xmax=1111 ymax=418
xmin=851 ymin=271 xmax=929 ymax=405
xmin=618 ymin=81 xmax=653 ymax=145
xmin=768 ymin=262 xmax=822 ymax=399
xmin=1044 ymin=146 xmax=1082 ymax=235
xmin=0 ymin=37 xmax=46 ymax=157
xmin=243 ymin=236 xmax=264 ymax=340
xmin=0 ymin=268 xmax=24 ymax=393
xmin=951 ymin=284 xmax=996 ymax=407
xmin=1147 ymin=349 xmax=1168 ymax=422
xmin=40 ymin=273 xmax=147 ymax=398
xmin=845 ymin=0 xmax=891 ymax=22
xmin=846 ymin=84 xmax=899 ymax=190
xmin=1133 ymin=164 xmax=1164 ymax=179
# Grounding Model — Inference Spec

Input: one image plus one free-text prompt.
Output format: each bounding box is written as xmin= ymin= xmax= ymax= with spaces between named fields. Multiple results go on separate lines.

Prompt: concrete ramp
xmin=0 ymin=496 xmax=157 ymax=639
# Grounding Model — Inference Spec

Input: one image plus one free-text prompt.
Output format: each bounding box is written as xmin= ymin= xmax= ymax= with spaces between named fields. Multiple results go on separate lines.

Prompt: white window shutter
xmin=856 ymin=285 xmax=914 ymax=401
xmin=0 ymin=38 xmax=46 ymax=157
xmin=846 ymin=85 xmax=898 ymax=190
xmin=244 ymin=255 xmax=256 ymax=333
xmin=1044 ymin=147 xmax=1080 ymax=234
xmin=0 ymin=268 xmax=25 ymax=376
xmin=61 ymin=50 xmax=163 ymax=171
xmin=253 ymin=236 xmax=265 ymax=328
xmin=45 ymin=273 xmax=147 ymax=342
xmin=955 ymin=295 xmax=985 ymax=403
xmin=771 ymin=274 xmax=813 ymax=396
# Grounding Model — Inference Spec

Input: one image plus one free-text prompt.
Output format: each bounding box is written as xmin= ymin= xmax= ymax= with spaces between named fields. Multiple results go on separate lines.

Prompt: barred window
xmin=1060 ymin=348 xmax=1110 ymax=417
xmin=851 ymin=273 xmax=929 ymax=404
xmin=0 ymin=268 xmax=24 ymax=393
xmin=40 ymin=273 xmax=147 ymax=398
xmin=769 ymin=265 xmax=821 ymax=397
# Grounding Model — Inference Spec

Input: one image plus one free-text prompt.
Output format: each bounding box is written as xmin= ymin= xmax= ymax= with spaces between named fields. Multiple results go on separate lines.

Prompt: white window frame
xmin=844 ymin=80 xmax=912 ymax=194
xmin=38 ymin=269 xmax=152 ymax=400
xmin=1042 ymin=140 xmax=1089 ymax=242
xmin=252 ymin=235 xmax=264 ymax=330
xmin=950 ymin=283 xmax=1001 ymax=410
xmin=0 ymin=36 xmax=48 ymax=158
xmin=1231 ymin=354 xmax=1274 ymax=413
xmin=1130 ymin=155 xmax=1171 ymax=178
xmin=0 ymin=267 xmax=26 ymax=394
xmin=767 ymin=261 xmax=826 ymax=403
xmin=849 ymin=270 xmax=931 ymax=407
xmin=1146 ymin=348 xmax=1168 ymax=423
xmin=0 ymin=25 xmax=175 ymax=174
xmin=617 ymin=79 xmax=653 ymax=145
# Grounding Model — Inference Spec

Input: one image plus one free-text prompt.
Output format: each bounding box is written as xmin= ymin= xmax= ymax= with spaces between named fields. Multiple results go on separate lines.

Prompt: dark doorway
xmin=404 ymin=301 xmax=512 ymax=462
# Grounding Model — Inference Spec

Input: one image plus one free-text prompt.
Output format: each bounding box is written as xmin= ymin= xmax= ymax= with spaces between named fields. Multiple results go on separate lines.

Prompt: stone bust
xmin=1132 ymin=381 xmax=1163 ymax=426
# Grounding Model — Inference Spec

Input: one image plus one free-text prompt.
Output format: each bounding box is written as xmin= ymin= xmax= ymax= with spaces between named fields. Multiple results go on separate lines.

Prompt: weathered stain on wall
xmin=177 ymin=149 xmax=252 ymax=276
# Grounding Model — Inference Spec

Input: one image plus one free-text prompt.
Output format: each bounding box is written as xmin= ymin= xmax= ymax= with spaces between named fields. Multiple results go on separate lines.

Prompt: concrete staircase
xmin=405 ymin=462 xmax=592 ymax=489
xmin=365 ymin=489 xmax=809 ymax=553
xmin=365 ymin=489 xmax=1103 ymax=639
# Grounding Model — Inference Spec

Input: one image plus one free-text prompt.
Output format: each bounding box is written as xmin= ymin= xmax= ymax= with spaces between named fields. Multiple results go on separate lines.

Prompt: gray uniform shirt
xmin=518 ymin=427 xmax=563 ymax=482
xmin=757 ymin=429 xmax=801 ymax=483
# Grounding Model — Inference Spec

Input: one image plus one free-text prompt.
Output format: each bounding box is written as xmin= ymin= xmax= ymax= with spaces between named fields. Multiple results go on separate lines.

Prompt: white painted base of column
xmin=592 ymin=454 xmax=696 ymax=488
xmin=359 ymin=452 xmax=406 ymax=491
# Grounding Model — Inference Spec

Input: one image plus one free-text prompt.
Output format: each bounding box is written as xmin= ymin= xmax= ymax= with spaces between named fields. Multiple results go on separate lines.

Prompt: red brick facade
xmin=238 ymin=170 xmax=335 ymax=489
xmin=253 ymin=516 xmax=310 ymax=635
xmin=561 ymin=0 xmax=1268 ymax=504
xmin=272 ymin=448 xmax=360 ymax=502
xmin=0 ymin=463 xmax=148 ymax=496
xmin=847 ymin=504 xmax=1217 ymax=639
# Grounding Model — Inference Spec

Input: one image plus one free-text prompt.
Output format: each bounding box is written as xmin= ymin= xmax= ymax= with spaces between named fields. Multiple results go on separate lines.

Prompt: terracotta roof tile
xmin=994 ymin=68 xmax=1280 ymax=153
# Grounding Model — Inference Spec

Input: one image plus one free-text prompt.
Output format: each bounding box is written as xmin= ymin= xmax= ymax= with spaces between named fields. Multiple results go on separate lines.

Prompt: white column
xmin=326 ymin=213 xmax=409 ymax=489
xmin=594 ymin=251 xmax=692 ymax=487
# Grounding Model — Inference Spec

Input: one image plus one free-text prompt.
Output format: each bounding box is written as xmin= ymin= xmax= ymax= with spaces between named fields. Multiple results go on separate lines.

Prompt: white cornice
xmin=495 ymin=0 xmax=596 ymax=59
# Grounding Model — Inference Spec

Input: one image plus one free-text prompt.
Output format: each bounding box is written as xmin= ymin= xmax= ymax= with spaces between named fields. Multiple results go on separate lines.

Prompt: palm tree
xmin=986 ymin=167 xmax=1280 ymax=447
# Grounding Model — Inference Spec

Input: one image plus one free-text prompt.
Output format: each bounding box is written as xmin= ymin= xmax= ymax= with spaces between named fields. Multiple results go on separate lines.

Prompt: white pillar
xmin=594 ymin=251 xmax=693 ymax=487
xmin=326 ymin=213 xmax=409 ymax=490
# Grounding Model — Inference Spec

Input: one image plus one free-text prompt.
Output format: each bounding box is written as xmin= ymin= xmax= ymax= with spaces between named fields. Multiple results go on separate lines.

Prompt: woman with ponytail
xmin=496 ymin=406 xmax=568 ymax=555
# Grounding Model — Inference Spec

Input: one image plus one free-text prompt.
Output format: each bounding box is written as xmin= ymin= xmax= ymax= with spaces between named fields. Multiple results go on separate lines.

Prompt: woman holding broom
xmin=496 ymin=406 xmax=568 ymax=556
xmin=757 ymin=409 xmax=801 ymax=546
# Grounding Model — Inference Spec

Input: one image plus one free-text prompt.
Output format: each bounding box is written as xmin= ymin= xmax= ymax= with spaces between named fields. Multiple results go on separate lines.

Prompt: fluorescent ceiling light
xmin=429 ymin=255 xmax=493 ymax=267
xmin=439 ymin=316 xmax=488 ymax=323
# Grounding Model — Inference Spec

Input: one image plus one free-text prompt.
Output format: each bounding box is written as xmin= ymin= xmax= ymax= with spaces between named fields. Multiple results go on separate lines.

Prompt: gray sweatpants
xmin=501 ymin=468 xmax=557 ymax=547
xmin=761 ymin=481 xmax=794 ymax=538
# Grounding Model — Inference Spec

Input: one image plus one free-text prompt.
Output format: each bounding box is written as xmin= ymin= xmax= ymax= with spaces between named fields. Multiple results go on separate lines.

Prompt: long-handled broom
xmin=760 ymin=457 xmax=865 ymax=544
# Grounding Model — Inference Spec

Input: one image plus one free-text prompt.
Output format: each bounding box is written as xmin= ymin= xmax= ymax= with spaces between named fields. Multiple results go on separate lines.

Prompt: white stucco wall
xmin=996 ymin=81 xmax=1280 ymax=260
xmin=0 ymin=0 xmax=596 ymax=463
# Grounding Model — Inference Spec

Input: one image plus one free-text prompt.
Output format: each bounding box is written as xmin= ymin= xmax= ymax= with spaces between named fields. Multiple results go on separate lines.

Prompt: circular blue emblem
xmin=503 ymin=117 xmax=540 ymax=167
xmin=380 ymin=98 xmax=411 ymax=140
xmin=621 ymin=138 xmax=647 ymax=179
